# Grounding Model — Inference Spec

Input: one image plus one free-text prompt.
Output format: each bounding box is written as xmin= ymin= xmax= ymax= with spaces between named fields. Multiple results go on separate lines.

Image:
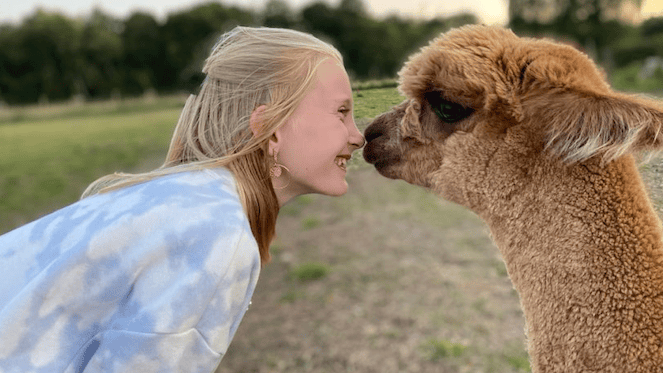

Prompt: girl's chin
xmin=322 ymin=180 xmax=349 ymax=197
xmin=290 ymin=171 xmax=350 ymax=197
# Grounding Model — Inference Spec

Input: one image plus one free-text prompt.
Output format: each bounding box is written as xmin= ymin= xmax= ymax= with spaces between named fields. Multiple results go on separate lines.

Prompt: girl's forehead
xmin=311 ymin=59 xmax=352 ymax=104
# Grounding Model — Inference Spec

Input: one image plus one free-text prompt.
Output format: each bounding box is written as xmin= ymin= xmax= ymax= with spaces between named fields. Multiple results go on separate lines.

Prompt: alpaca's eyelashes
xmin=426 ymin=94 xmax=474 ymax=124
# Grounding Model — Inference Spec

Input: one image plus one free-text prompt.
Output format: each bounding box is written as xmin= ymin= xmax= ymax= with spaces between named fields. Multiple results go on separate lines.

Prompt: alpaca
xmin=363 ymin=25 xmax=663 ymax=372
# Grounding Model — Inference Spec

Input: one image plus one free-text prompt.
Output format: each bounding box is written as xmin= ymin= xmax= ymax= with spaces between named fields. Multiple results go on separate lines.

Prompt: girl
xmin=0 ymin=26 xmax=364 ymax=372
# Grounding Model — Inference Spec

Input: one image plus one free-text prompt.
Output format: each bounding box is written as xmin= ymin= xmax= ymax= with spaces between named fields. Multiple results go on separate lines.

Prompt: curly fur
xmin=363 ymin=25 xmax=663 ymax=372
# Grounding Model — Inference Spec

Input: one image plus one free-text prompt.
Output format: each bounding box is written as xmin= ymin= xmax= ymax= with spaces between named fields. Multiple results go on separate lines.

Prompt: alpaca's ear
xmin=524 ymin=90 xmax=663 ymax=163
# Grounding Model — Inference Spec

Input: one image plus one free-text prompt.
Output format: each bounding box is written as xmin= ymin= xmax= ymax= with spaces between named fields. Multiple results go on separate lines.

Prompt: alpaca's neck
xmin=484 ymin=155 xmax=663 ymax=372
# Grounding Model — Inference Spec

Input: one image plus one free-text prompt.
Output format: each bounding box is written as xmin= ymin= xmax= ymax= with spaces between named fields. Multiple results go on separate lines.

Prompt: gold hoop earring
xmin=270 ymin=150 xmax=290 ymax=189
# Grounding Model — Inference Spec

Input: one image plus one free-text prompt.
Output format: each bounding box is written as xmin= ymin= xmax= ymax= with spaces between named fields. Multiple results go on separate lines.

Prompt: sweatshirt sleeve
xmin=66 ymin=229 xmax=260 ymax=373
xmin=0 ymin=169 xmax=260 ymax=373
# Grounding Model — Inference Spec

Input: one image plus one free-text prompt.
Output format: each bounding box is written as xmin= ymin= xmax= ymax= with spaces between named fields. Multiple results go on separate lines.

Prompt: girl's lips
xmin=335 ymin=155 xmax=351 ymax=170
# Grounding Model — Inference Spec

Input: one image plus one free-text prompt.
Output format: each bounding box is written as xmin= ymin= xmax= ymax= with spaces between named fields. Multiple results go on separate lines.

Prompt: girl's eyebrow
xmin=335 ymin=98 xmax=353 ymax=107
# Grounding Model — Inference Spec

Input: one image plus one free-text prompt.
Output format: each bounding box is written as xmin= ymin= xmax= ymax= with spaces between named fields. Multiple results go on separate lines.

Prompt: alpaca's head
xmin=363 ymin=25 xmax=663 ymax=210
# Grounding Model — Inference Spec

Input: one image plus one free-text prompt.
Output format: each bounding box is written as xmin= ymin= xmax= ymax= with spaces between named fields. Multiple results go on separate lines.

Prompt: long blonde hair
xmin=81 ymin=26 xmax=343 ymax=264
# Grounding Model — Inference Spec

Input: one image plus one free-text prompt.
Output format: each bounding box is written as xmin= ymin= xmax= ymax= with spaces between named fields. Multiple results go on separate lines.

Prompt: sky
xmin=2 ymin=0 xmax=663 ymax=26
xmin=1 ymin=0 xmax=508 ymax=25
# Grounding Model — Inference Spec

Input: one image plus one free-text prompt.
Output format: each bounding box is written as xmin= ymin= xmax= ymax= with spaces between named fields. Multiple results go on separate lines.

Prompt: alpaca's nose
xmin=362 ymin=117 xmax=391 ymax=164
xmin=364 ymin=120 xmax=385 ymax=144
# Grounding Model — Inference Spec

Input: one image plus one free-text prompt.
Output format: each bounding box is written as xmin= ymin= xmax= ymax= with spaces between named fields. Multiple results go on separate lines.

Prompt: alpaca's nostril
xmin=364 ymin=124 xmax=384 ymax=143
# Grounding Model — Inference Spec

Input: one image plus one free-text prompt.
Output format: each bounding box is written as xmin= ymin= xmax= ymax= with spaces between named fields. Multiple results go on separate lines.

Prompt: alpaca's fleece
xmin=364 ymin=25 xmax=663 ymax=373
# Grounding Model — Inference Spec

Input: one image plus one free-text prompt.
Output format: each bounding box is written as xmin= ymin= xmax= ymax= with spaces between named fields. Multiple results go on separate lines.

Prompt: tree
xmin=121 ymin=12 xmax=162 ymax=95
xmin=263 ymin=0 xmax=295 ymax=29
xmin=160 ymin=2 xmax=254 ymax=92
xmin=301 ymin=2 xmax=342 ymax=39
xmin=642 ymin=16 xmax=663 ymax=37
xmin=79 ymin=9 xmax=123 ymax=98
xmin=1 ymin=10 xmax=80 ymax=103
xmin=300 ymin=0 xmax=477 ymax=80
xmin=338 ymin=0 xmax=367 ymax=17
xmin=0 ymin=0 xmax=484 ymax=104
xmin=0 ymin=25 xmax=18 ymax=104
xmin=509 ymin=0 xmax=643 ymax=62
xmin=509 ymin=0 xmax=642 ymax=70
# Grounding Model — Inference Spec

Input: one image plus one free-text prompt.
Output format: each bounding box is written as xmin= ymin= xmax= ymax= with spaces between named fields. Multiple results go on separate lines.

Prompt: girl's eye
xmin=339 ymin=107 xmax=350 ymax=115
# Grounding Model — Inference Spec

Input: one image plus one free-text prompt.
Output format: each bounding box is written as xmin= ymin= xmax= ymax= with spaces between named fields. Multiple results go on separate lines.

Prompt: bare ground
xmin=217 ymin=158 xmax=527 ymax=372
xmin=215 ymin=148 xmax=663 ymax=373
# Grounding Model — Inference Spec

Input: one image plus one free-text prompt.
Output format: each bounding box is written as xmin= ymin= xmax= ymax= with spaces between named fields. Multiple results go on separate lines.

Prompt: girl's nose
xmin=348 ymin=119 xmax=365 ymax=150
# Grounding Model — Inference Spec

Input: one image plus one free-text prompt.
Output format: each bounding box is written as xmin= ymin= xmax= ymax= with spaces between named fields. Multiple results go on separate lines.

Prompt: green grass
xmin=611 ymin=62 xmax=663 ymax=95
xmin=353 ymin=87 xmax=404 ymax=120
xmin=506 ymin=354 xmax=531 ymax=371
xmin=352 ymin=78 xmax=398 ymax=91
xmin=422 ymin=338 xmax=468 ymax=360
xmin=2 ymin=67 xmax=656 ymax=234
xmin=288 ymin=263 xmax=330 ymax=281
xmin=1 ymin=87 xmax=403 ymax=235
xmin=300 ymin=216 xmax=322 ymax=230
xmin=0 ymin=95 xmax=186 ymax=125
xmin=279 ymin=195 xmax=315 ymax=217
xmin=279 ymin=289 xmax=306 ymax=303
xmin=1 ymin=106 xmax=180 ymax=233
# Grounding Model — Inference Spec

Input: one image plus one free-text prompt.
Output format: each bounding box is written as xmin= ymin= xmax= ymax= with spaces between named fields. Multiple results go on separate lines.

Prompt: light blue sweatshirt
xmin=0 ymin=167 xmax=261 ymax=373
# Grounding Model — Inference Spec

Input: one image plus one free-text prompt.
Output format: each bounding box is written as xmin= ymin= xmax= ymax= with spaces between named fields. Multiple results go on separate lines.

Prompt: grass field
xmin=0 ymin=88 xmax=402 ymax=235
xmin=4 ymin=86 xmax=663 ymax=372
xmin=0 ymin=98 xmax=185 ymax=232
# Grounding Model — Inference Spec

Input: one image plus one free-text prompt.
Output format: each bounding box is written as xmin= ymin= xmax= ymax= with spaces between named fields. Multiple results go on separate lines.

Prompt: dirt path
xmin=217 ymin=159 xmax=530 ymax=373
xmin=215 ymin=151 xmax=663 ymax=373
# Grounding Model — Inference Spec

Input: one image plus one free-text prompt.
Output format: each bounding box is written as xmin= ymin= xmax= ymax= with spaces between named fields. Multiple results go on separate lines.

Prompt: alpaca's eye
xmin=432 ymin=99 xmax=474 ymax=123
xmin=425 ymin=92 xmax=474 ymax=124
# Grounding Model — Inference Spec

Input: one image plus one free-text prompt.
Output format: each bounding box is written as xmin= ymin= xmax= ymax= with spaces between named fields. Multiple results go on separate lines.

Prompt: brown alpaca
xmin=363 ymin=25 xmax=663 ymax=372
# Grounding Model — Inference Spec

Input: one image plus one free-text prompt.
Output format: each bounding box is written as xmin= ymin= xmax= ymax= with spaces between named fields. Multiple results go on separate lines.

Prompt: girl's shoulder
xmin=114 ymin=166 xmax=240 ymax=204
xmin=0 ymin=167 xmax=251 ymax=256
xmin=87 ymin=167 xmax=246 ymax=225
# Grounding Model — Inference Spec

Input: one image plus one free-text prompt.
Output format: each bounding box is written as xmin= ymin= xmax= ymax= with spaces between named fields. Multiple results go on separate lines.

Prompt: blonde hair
xmin=81 ymin=26 xmax=343 ymax=264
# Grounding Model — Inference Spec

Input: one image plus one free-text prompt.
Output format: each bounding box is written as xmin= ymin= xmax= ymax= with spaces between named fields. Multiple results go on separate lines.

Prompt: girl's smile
xmin=270 ymin=59 xmax=364 ymax=205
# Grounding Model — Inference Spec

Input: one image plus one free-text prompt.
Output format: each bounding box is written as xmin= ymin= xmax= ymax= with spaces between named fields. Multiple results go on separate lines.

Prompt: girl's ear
xmin=251 ymin=105 xmax=280 ymax=157
xmin=268 ymin=135 xmax=278 ymax=158
xmin=249 ymin=105 xmax=267 ymax=137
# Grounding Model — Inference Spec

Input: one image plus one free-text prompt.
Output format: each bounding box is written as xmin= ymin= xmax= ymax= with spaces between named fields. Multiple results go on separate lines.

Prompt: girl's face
xmin=271 ymin=59 xmax=364 ymax=205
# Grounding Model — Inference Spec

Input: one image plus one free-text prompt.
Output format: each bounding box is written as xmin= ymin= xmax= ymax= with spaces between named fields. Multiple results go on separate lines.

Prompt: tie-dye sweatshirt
xmin=0 ymin=167 xmax=261 ymax=373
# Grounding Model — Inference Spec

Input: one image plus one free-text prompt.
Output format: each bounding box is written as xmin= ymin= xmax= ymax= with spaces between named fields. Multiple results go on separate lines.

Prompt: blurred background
xmin=4 ymin=1 xmax=663 ymax=372
xmin=1 ymin=0 xmax=663 ymax=106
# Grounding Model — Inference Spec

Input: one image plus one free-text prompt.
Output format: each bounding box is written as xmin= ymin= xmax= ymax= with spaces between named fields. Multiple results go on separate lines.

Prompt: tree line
xmin=0 ymin=0 xmax=475 ymax=105
xmin=2 ymin=0 xmax=662 ymax=105
xmin=509 ymin=0 xmax=663 ymax=73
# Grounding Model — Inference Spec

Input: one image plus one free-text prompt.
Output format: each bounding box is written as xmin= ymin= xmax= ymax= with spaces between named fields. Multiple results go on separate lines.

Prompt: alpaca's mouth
xmin=364 ymin=150 xmax=400 ymax=167
xmin=363 ymin=144 xmax=402 ymax=179
xmin=363 ymin=141 xmax=395 ymax=165
xmin=373 ymin=161 xmax=400 ymax=179
xmin=363 ymin=111 xmax=406 ymax=179
xmin=361 ymin=141 xmax=379 ymax=164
